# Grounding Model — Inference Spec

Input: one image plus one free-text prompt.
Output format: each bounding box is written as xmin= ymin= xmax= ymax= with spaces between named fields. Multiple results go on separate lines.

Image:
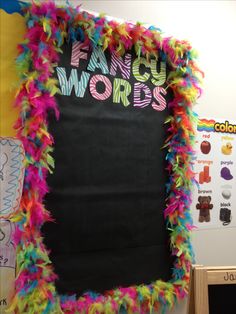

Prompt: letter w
xmin=56 ymin=67 xmax=90 ymax=97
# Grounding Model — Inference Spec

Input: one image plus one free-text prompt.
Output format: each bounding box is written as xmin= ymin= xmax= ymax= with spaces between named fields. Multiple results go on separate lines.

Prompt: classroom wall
xmin=1 ymin=1 xmax=236 ymax=313
xmin=74 ymin=1 xmax=236 ymax=313
xmin=77 ymin=0 xmax=236 ymax=262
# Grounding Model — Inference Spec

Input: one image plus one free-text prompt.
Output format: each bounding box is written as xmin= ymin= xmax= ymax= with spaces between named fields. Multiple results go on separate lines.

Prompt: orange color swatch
xmin=199 ymin=165 xmax=211 ymax=184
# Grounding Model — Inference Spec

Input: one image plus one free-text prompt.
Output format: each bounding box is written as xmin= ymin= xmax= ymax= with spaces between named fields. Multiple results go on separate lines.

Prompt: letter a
xmin=87 ymin=47 xmax=109 ymax=74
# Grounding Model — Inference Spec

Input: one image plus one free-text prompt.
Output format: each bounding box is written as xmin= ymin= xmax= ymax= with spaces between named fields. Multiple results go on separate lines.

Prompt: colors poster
xmin=192 ymin=117 xmax=236 ymax=229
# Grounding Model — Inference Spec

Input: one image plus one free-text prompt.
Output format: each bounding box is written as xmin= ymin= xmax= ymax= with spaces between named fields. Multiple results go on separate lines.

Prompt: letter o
xmin=89 ymin=75 xmax=112 ymax=100
xmin=220 ymin=123 xmax=226 ymax=132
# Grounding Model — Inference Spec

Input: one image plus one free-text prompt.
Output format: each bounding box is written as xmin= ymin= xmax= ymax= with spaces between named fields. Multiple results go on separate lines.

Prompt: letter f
xmin=71 ymin=41 xmax=89 ymax=68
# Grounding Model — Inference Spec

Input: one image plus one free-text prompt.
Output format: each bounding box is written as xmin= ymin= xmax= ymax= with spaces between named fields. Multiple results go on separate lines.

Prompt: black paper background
xmin=43 ymin=43 xmax=174 ymax=295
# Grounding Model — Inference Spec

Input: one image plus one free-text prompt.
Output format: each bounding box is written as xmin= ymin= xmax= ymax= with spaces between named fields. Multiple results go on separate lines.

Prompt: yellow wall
xmin=0 ymin=12 xmax=26 ymax=313
xmin=0 ymin=10 xmax=25 ymax=136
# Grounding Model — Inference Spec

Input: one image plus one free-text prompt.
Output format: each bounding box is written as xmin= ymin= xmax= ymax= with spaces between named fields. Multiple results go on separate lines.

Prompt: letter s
xmin=152 ymin=86 xmax=167 ymax=111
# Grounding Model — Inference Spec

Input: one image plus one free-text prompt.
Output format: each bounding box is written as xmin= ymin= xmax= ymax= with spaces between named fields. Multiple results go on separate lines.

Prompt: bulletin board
xmin=1 ymin=1 xmax=203 ymax=313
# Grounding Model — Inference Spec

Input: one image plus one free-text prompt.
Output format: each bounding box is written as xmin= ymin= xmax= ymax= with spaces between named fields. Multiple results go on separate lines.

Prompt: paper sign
xmin=0 ymin=138 xmax=25 ymax=313
xmin=192 ymin=118 xmax=236 ymax=229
